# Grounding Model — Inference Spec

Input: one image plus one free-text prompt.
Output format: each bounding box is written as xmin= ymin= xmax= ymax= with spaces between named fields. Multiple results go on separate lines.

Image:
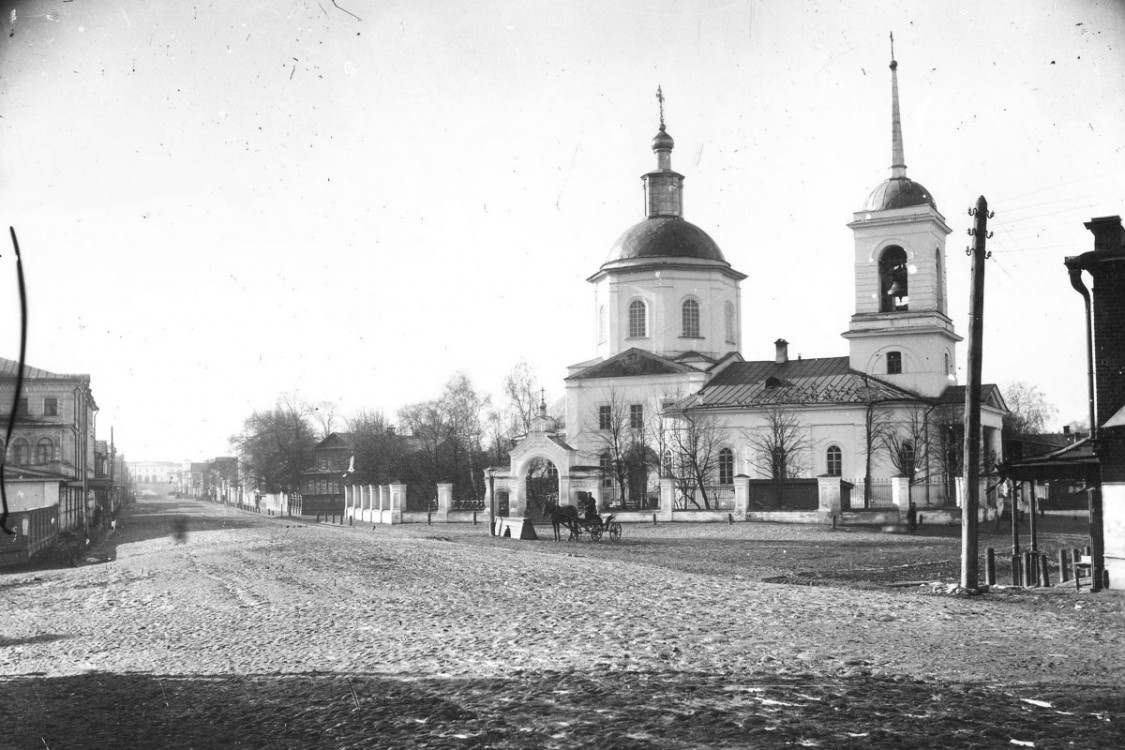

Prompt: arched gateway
xmin=486 ymin=399 xmax=602 ymax=539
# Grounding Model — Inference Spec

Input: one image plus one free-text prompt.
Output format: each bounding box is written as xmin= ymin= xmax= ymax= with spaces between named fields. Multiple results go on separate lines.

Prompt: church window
xmin=628 ymin=299 xmax=647 ymax=338
xmin=879 ymin=246 xmax=909 ymax=312
xmin=629 ymin=404 xmax=644 ymax=430
xmin=35 ymin=438 xmax=53 ymax=464
xmin=598 ymin=305 xmax=606 ymax=344
xmin=44 ymin=397 xmax=58 ymax=416
xmin=598 ymin=405 xmax=612 ymax=430
xmin=599 ymin=452 xmax=614 ymax=490
xmin=902 ymin=441 xmax=916 ymax=477
xmin=826 ymin=446 xmax=842 ymax=476
xmin=886 ymin=351 xmax=902 ymax=375
xmin=681 ymin=299 xmax=700 ymax=338
xmin=724 ymin=301 xmax=736 ymax=343
xmin=718 ymin=448 xmax=734 ymax=485
xmin=944 ymin=351 xmax=952 ymax=376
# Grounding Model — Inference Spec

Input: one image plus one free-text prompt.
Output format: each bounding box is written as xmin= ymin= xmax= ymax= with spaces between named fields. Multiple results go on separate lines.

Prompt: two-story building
xmin=0 ymin=356 xmax=100 ymax=565
xmin=299 ymin=432 xmax=352 ymax=515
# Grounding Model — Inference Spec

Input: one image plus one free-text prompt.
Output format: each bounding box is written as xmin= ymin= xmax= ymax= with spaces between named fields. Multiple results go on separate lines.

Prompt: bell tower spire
xmin=890 ymin=33 xmax=907 ymax=179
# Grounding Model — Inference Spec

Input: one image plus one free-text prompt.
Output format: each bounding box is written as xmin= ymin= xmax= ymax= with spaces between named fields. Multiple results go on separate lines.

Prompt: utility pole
xmin=962 ymin=196 xmax=992 ymax=590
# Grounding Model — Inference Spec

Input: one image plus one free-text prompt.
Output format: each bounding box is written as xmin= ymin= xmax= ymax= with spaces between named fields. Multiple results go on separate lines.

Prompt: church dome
xmin=863 ymin=176 xmax=937 ymax=211
xmin=607 ymin=216 xmax=726 ymax=263
xmin=652 ymin=125 xmax=674 ymax=151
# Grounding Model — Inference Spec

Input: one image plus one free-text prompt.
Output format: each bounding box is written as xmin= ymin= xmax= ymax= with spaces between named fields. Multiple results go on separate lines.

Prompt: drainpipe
xmin=1065 ymin=258 xmax=1102 ymax=592
xmin=1066 ymin=261 xmax=1096 ymax=440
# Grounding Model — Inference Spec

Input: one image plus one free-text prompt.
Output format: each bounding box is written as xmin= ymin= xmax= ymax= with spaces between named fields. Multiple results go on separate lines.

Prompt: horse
xmin=544 ymin=496 xmax=580 ymax=542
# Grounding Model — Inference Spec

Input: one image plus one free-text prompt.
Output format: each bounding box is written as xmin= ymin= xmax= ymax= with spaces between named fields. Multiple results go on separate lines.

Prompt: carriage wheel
xmin=608 ymin=522 xmax=622 ymax=542
xmin=589 ymin=524 xmax=603 ymax=541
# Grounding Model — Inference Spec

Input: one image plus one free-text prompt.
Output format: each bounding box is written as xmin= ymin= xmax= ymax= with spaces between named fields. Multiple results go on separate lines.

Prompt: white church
xmin=489 ymin=54 xmax=1006 ymax=532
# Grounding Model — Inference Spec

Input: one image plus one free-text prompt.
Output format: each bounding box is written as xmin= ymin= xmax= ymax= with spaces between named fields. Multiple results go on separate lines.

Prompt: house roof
xmin=692 ymin=356 xmax=921 ymax=408
xmin=1002 ymin=437 xmax=1100 ymax=482
xmin=565 ymin=348 xmax=698 ymax=381
xmin=316 ymin=432 xmax=354 ymax=450
xmin=0 ymin=356 xmax=88 ymax=381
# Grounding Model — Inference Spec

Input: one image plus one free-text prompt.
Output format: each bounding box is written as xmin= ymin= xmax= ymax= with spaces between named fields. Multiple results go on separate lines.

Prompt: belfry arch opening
xmin=879 ymin=246 xmax=909 ymax=312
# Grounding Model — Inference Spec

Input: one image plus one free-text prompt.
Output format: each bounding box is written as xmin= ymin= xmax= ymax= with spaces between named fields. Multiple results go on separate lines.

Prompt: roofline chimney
xmin=774 ymin=338 xmax=789 ymax=364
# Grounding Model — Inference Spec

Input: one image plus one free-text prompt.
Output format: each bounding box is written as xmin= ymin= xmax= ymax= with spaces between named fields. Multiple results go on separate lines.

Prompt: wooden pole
xmin=961 ymin=196 xmax=990 ymax=590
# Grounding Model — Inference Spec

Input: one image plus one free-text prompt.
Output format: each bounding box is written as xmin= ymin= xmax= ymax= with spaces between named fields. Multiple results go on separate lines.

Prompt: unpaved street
xmin=1 ymin=494 xmax=1121 ymax=749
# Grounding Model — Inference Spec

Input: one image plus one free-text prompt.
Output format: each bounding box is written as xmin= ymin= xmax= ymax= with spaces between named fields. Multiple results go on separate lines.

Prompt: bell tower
xmin=843 ymin=40 xmax=960 ymax=398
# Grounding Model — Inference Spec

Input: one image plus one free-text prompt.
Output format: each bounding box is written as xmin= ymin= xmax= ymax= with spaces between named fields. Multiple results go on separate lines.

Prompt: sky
xmin=1 ymin=0 xmax=1123 ymax=462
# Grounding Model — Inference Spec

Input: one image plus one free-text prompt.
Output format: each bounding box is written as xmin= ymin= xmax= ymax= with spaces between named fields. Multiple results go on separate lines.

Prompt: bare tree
xmin=856 ymin=382 xmax=895 ymax=508
xmin=440 ymin=373 xmax=490 ymax=501
xmin=1002 ymin=381 xmax=1057 ymax=437
xmin=231 ymin=395 xmax=316 ymax=493
xmin=744 ymin=404 xmax=811 ymax=507
xmin=881 ymin=404 xmax=931 ymax=480
xmin=503 ymin=360 xmax=539 ymax=436
xmin=311 ymin=400 xmax=340 ymax=440
xmin=666 ymin=405 xmax=728 ymax=509
xmin=580 ymin=388 xmax=643 ymax=507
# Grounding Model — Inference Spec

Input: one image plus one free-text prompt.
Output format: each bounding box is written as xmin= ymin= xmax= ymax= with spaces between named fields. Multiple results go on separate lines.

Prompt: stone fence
xmin=343 ymin=483 xmax=487 ymax=525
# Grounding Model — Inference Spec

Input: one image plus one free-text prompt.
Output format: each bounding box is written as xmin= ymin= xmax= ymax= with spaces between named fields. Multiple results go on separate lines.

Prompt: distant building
xmin=299 ymin=432 xmax=352 ymax=515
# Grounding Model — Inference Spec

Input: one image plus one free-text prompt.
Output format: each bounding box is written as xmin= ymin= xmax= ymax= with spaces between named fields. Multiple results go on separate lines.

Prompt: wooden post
xmin=1058 ymin=549 xmax=1071 ymax=582
xmin=1039 ymin=554 xmax=1051 ymax=588
xmin=961 ymin=196 xmax=991 ymax=591
xmin=985 ymin=547 xmax=996 ymax=586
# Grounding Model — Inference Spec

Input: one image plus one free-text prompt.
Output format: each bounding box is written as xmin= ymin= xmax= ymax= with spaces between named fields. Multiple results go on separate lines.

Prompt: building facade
xmin=490 ymin=54 xmax=1005 ymax=524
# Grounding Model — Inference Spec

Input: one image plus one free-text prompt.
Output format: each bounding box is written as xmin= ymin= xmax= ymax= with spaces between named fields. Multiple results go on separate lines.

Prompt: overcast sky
xmin=1 ymin=0 xmax=1123 ymax=462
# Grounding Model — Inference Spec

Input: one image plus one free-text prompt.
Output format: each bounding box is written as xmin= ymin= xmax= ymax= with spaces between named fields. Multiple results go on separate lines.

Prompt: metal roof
xmin=695 ymin=356 xmax=921 ymax=408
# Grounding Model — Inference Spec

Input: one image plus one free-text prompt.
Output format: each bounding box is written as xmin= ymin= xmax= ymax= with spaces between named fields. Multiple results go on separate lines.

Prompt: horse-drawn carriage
xmin=544 ymin=494 xmax=622 ymax=542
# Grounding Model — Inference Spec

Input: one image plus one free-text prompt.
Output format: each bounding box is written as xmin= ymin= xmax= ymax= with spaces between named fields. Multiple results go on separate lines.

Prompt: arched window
xmin=718 ymin=447 xmax=734 ymax=485
xmin=944 ymin=351 xmax=952 ymax=377
xmin=826 ymin=445 xmax=842 ymax=477
xmin=879 ymin=246 xmax=909 ymax=312
xmin=628 ymin=299 xmax=647 ymax=338
xmin=682 ymin=298 xmax=700 ymax=338
xmin=902 ymin=441 xmax=916 ymax=476
xmin=662 ymin=449 xmax=674 ymax=478
xmin=724 ymin=301 xmax=736 ymax=343
xmin=886 ymin=351 xmax=902 ymax=375
xmin=598 ymin=305 xmax=606 ymax=344
xmin=35 ymin=438 xmax=54 ymax=464
xmin=10 ymin=439 xmax=29 ymax=465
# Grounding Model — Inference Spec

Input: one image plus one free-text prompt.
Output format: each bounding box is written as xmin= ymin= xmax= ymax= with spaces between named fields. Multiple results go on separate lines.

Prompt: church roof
xmin=936 ymin=384 xmax=1008 ymax=412
xmin=606 ymin=216 xmax=727 ymax=264
xmin=693 ymin=356 xmax=922 ymax=408
xmin=862 ymin=177 xmax=936 ymax=211
xmin=566 ymin=348 xmax=697 ymax=381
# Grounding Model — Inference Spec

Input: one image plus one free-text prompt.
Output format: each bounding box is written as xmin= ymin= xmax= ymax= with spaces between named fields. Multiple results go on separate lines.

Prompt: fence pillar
xmin=818 ymin=476 xmax=843 ymax=521
xmin=388 ymin=483 xmax=405 ymax=524
xmin=436 ymin=483 xmax=452 ymax=523
xmin=658 ymin=478 xmax=675 ymax=522
xmin=733 ymin=475 xmax=750 ymax=520
xmin=891 ymin=476 xmax=912 ymax=523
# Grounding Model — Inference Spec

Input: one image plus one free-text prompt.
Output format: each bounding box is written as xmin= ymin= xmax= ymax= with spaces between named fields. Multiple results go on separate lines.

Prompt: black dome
xmin=607 ymin=217 xmax=726 ymax=263
xmin=863 ymin=177 xmax=937 ymax=211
